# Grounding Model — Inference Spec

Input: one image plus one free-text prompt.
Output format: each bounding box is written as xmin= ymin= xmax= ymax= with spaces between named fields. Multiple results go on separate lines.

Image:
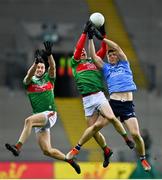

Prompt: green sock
xmin=122 ymin=133 xmax=129 ymax=142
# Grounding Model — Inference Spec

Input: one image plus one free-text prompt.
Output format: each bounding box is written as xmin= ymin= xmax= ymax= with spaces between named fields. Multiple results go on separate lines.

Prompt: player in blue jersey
xmin=88 ymin=27 xmax=151 ymax=172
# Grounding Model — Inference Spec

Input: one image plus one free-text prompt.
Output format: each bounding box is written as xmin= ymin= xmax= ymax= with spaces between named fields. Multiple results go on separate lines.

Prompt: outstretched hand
xmin=34 ymin=49 xmax=42 ymax=64
xmin=93 ymin=27 xmax=104 ymax=40
xmin=83 ymin=20 xmax=93 ymax=33
xmin=87 ymin=26 xmax=95 ymax=39
xmin=43 ymin=41 xmax=53 ymax=56
xmin=98 ymin=24 xmax=106 ymax=36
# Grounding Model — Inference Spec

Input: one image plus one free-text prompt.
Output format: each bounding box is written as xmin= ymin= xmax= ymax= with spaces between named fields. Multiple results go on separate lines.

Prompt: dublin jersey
xmin=102 ymin=60 xmax=137 ymax=94
xmin=71 ymin=57 xmax=104 ymax=95
xmin=23 ymin=73 xmax=56 ymax=113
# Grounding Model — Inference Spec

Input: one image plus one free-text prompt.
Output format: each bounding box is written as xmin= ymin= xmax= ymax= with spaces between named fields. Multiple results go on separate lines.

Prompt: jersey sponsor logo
xmin=27 ymin=82 xmax=54 ymax=93
xmin=76 ymin=62 xmax=98 ymax=72
xmin=109 ymin=68 xmax=125 ymax=78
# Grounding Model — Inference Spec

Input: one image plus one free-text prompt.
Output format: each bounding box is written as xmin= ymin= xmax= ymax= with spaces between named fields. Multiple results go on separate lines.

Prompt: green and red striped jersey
xmin=71 ymin=57 xmax=104 ymax=95
xmin=23 ymin=73 xmax=56 ymax=113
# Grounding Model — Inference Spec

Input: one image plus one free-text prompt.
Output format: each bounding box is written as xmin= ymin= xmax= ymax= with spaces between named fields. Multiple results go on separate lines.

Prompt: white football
xmin=89 ymin=12 xmax=105 ymax=27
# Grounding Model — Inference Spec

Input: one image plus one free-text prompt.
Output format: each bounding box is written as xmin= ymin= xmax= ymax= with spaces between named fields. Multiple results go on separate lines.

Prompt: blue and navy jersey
xmin=102 ymin=60 xmax=137 ymax=94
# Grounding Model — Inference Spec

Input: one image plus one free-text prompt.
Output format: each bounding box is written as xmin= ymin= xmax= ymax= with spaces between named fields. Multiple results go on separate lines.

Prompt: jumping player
xmin=88 ymin=27 xmax=151 ymax=172
xmin=5 ymin=41 xmax=80 ymax=174
xmin=66 ymin=21 xmax=135 ymax=167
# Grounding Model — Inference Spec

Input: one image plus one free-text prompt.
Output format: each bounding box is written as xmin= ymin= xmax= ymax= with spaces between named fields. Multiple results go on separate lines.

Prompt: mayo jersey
xmin=102 ymin=60 xmax=137 ymax=94
xmin=23 ymin=72 xmax=56 ymax=113
xmin=71 ymin=56 xmax=104 ymax=95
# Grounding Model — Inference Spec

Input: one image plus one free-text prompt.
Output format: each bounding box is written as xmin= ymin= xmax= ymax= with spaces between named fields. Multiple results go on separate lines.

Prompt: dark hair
xmin=38 ymin=58 xmax=45 ymax=64
xmin=108 ymin=49 xmax=116 ymax=54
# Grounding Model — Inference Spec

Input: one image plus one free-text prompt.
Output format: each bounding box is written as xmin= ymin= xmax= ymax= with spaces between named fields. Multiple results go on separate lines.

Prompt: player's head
xmin=107 ymin=49 xmax=119 ymax=64
xmin=74 ymin=48 xmax=87 ymax=59
xmin=35 ymin=59 xmax=46 ymax=78
xmin=80 ymin=48 xmax=87 ymax=59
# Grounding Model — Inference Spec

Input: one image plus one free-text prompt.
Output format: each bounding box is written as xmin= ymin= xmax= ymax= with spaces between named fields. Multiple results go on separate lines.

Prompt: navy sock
xmin=75 ymin=144 xmax=81 ymax=151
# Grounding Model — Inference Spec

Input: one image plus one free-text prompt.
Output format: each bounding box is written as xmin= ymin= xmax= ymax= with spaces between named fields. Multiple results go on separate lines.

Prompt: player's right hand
xmin=83 ymin=20 xmax=93 ymax=33
xmin=87 ymin=26 xmax=95 ymax=39
xmin=34 ymin=49 xmax=42 ymax=64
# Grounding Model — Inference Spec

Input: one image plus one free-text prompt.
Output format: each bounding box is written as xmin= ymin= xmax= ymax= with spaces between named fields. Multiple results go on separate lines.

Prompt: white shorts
xmin=34 ymin=111 xmax=57 ymax=133
xmin=82 ymin=91 xmax=108 ymax=116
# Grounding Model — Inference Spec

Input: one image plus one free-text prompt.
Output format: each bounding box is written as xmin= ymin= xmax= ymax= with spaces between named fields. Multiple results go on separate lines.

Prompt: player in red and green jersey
xmin=5 ymin=41 xmax=80 ymax=174
xmin=66 ymin=21 xmax=135 ymax=168
xmin=24 ymin=71 xmax=56 ymax=114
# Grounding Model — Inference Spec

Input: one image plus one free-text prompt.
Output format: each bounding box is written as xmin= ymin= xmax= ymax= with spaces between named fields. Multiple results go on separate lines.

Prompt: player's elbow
xmin=24 ymin=117 xmax=32 ymax=127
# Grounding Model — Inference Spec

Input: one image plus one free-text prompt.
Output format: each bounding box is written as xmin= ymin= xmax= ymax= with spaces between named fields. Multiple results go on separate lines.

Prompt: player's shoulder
xmin=71 ymin=56 xmax=81 ymax=67
xmin=44 ymin=72 xmax=56 ymax=82
xmin=118 ymin=60 xmax=130 ymax=67
xmin=119 ymin=59 xmax=129 ymax=63
xmin=71 ymin=56 xmax=80 ymax=62
xmin=103 ymin=62 xmax=110 ymax=68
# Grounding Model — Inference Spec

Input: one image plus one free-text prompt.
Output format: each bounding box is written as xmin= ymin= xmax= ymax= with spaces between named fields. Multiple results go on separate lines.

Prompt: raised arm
xmin=23 ymin=50 xmax=40 ymax=85
xmin=74 ymin=21 xmax=92 ymax=60
xmin=89 ymin=39 xmax=104 ymax=69
xmin=88 ymin=28 xmax=104 ymax=69
xmin=43 ymin=41 xmax=56 ymax=78
xmin=93 ymin=27 xmax=127 ymax=60
xmin=103 ymin=38 xmax=127 ymax=60
xmin=96 ymin=24 xmax=108 ymax=59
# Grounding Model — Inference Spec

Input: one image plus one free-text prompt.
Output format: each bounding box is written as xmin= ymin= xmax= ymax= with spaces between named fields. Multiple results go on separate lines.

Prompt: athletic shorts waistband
xmin=110 ymin=99 xmax=133 ymax=103
xmin=82 ymin=91 xmax=100 ymax=97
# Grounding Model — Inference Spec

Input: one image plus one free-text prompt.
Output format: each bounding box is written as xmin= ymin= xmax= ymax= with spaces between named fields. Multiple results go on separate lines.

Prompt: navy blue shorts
xmin=109 ymin=99 xmax=136 ymax=122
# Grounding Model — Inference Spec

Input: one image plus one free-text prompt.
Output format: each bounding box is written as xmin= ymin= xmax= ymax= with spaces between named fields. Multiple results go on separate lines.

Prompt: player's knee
xmin=24 ymin=118 xmax=32 ymax=126
xmin=131 ymin=131 xmax=141 ymax=139
xmin=92 ymin=123 xmax=103 ymax=132
xmin=42 ymin=149 xmax=51 ymax=156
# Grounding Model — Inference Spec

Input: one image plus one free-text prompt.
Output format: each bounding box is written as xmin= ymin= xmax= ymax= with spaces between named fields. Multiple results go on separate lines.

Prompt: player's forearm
xmin=48 ymin=55 xmax=56 ymax=70
xmin=27 ymin=63 xmax=37 ymax=76
xmin=74 ymin=33 xmax=87 ymax=60
xmin=24 ymin=63 xmax=37 ymax=84
xmin=96 ymin=40 xmax=107 ymax=59
xmin=103 ymin=38 xmax=127 ymax=60
xmin=48 ymin=55 xmax=56 ymax=78
xmin=89 ymin=39 xmax=103 ymax=69
xmin=103 ymin=38 xmax=119 ymax=50
xmin=89 ymin=39 xmax=96 ymax=58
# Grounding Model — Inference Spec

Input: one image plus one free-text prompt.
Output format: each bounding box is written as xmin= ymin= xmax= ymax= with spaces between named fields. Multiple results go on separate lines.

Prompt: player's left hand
xmin=98 ymin=24 xmax=106 ymax=36
xmin=93 ymin=27 xmax=104 ymax=40
xmin=43 ymin=41 xmax=53 ymax=56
